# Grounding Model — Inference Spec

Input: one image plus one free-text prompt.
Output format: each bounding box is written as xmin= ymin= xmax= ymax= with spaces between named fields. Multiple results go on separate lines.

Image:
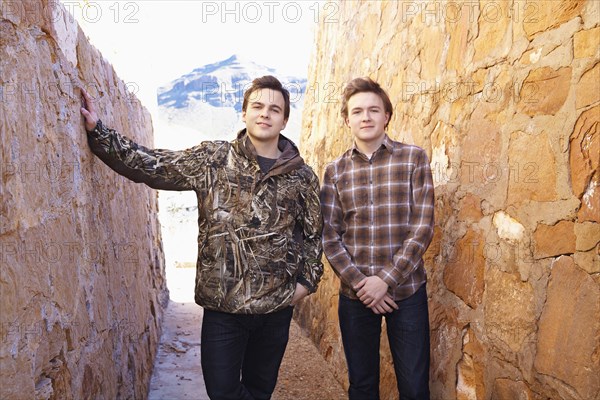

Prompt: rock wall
xmin=1 ymin=1 xmax=169 ymax=399
xmin=296 ymin=1 xmax=599 ymax=399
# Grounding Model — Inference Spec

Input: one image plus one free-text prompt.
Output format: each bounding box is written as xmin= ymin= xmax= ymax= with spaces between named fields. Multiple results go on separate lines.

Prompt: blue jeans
xmin=200 ymin=307 xmax=294 ymax=400
xmin=338 ymin=284 xmax=430 ymax=400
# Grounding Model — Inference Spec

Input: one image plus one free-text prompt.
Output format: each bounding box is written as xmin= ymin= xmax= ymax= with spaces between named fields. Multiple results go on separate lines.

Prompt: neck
xmin=249 ymin=136 xmax=281 ymax=159
xmin=355 ymin=137 xmax=384 ymax=159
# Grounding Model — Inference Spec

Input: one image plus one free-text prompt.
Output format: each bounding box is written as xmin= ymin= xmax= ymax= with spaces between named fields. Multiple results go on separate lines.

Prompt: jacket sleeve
xmin=377 ymin=148 xmax=435 ymax=287
xmin=86 ymin=120 xmax=202 ymax=191
xmin=296 ymin=169 xmax=324 ymax=293
xmin=320 ymin=163 xmax=367 ymax=288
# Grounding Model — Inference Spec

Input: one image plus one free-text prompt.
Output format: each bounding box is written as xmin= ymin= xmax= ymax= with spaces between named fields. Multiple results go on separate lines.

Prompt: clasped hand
xmin=354 ymin=276 xmax=399 ymax=314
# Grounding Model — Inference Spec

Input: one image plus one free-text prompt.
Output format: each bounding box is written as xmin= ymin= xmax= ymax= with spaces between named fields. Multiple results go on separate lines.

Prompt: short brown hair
xmin=340 ymin=77 xmax=393 ymax=129
xmin=242 ymin=75 xmax=290 ymax=120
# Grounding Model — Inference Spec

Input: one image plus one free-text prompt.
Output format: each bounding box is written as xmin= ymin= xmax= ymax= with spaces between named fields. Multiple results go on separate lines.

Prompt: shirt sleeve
xmin=377 ymin=148 xmax=435 ymax=287
xmin=320 ymin=163 xmax=367 ymax=288
xmin=86 ymin=120 xmax=203 ymax=191
xmin=297 ymin=170 xmax=324 ymax=293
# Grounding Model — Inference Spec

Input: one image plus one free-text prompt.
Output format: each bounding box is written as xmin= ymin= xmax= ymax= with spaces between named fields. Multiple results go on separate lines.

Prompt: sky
xmin=63 ymin=0 xmax=324 ymax=111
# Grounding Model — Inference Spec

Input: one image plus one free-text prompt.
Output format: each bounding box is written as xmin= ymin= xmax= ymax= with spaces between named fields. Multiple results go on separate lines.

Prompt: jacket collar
xmin=235 ymin=129 xmax=305 ymax=177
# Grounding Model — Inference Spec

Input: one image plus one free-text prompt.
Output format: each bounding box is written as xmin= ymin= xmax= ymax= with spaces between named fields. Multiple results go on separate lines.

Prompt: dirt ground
xmin=273 ymin=321 xmax=348 ymax=400
xmin=148 ymin=299 xmax=347 ymax=400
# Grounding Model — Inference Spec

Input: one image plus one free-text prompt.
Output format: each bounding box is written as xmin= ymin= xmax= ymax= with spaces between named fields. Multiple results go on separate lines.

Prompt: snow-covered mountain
xmin=155 ymin=55 xmax=306 ymax=149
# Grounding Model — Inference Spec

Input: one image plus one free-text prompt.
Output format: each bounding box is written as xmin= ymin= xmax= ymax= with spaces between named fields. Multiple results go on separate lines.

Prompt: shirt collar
xmin=351 ymin=134 xmax=394 ymax=157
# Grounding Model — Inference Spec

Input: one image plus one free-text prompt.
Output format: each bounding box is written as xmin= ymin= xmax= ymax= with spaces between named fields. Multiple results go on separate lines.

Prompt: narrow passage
xmin=147 ymin=267 xmax=347 ymax=400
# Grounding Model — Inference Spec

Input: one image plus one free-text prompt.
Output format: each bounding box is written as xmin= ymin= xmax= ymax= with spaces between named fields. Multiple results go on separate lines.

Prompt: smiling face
xmin=242 ymin=88 xmax=288 ymax=146
xmin=345 ymin=91 xmax=390 ymax=149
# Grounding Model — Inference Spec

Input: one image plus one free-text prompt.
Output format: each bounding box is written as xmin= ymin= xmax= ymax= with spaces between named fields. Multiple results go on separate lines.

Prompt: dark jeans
xmin=338 ymin=284 xmax=430 ymax=400
xmin=200 ymin=307 xmax=294 ymax=400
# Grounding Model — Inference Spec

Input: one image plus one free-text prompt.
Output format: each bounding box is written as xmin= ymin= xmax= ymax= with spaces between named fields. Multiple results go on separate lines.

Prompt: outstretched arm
xmin=79 ymin=88 xmax=201 ymax=191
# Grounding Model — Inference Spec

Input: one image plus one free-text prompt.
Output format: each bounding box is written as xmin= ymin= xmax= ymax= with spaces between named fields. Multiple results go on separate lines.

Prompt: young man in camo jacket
xmin=81 ymin=75 xmax=323 ymax=400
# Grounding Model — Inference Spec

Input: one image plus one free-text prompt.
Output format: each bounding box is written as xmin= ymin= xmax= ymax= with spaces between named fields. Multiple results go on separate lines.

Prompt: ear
xmin=281 ymin=119 xmax=288 ymax=131
xmin=345 ymin=117 xmax=350 ymax=127
xmin=242 ymin=110 xmax=247 ymax=123
xmin=385 ymin=113 xmax=390 ymax=126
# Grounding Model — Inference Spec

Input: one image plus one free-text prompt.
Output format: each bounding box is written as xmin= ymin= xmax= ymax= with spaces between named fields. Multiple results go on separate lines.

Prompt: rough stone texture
xmin=576 ymin=63 xmax=600 ymax=110
xmin=575 ymin=222 xmax=600 ymax=251
xmin=523 ymin=1 xmax=587 ymax=39
xmin=574 ymin=26 xmax=600 ymax=58
xmin=296 ymin=1 xmax=600 ymax=399
xmin=456 ymin=327 xmax=486 ymax=400
xmin=533 ymin=220 xmax=577 ymax=258
xmin=443 ymin=229 xmax=485 ymax=309
xmin=569 ymin=104 xmax=600 ymax=223
xmin=534 ymin=256 xmax=600 ymax=400
xmin=0 ymin=2 xmax=168 ymax=399
xmin=517 ymin=67 xmax=572 ymax=117
xmin=484 ymin=268 xmax=537 ymax=354
xmin=491 ymin=378 xmax=533 ymax=400
xmin=507 ymin=130 xmax=558 ymax=204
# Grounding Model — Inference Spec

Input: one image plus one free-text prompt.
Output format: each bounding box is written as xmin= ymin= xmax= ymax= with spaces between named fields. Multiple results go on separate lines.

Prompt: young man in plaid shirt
xmin=321 ymin=77 xmax=434 ymax=400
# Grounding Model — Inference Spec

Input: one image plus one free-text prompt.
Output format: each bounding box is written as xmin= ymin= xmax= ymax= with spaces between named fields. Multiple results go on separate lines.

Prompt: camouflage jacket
xmin=87 ymin=121 xmax=323 ymax=314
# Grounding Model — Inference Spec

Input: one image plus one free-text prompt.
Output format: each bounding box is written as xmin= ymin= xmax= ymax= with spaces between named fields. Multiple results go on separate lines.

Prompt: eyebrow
xmin=350 ymin=105 xmax=382 ymax=112
xmin=251 ymin=101 xmax=283 ymax=112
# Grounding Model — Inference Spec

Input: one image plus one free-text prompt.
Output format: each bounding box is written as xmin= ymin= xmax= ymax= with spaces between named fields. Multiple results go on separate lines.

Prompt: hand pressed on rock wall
xmin=80 ymin=88 xmax=99 ymax=131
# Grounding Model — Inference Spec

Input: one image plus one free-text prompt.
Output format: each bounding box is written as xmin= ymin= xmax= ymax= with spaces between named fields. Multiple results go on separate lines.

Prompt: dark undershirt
xmin=256 ymin=155 xmax=277 ymax=174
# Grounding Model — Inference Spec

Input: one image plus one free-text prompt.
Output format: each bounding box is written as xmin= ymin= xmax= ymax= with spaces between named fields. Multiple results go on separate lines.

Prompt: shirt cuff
xmin=296 ymin=276 xmax=316 ymax=293
xmin=87 ymin=119 xmax=102 ymax=134
xmin=377 ymin=268 xmax=403 ymax=289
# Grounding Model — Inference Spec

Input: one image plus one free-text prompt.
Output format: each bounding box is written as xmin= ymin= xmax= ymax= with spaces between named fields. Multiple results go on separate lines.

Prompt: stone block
xmin=492 ymin=379 xmax=533 ymax=400
xmin=574 ymin=27 xmax=600 ymax=58
xmin=473 ymin=0 xmax=510 ymax=62
xmin=457 ymin=193 xmax=483 ymax=222
xmin=534 ymin=256 xmax=600 ymax=400
xmin=484 ymin=269 xmax=536 ymax=354
xmin=444 ymin=229 xmax=486 ymax=308
xmin=523 ymin=1 xmax=586 ymax=39
xmin=533 ymin=220 xmax=577 ymax=258
xmin=575 ymin=222 xmax=600 ymax=251
xmin=517 ymin=67 xmax=571 ymax=116
xmin=576 ymin=63 xmax=600 ymax=109
xmin=456 ymin=327 xmax=486 ymax=400
xmin=507 ymin=130 xmax=558 ymax=204
xmin=569 ymin=106 xmax=600 ymax=198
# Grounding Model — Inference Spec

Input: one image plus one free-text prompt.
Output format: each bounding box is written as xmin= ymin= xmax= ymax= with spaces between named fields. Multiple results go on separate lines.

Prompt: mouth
xmin=257 ymin=122 xmax=271 ymax=128
xmin=361 ymin=125 xmax=374 ymax=129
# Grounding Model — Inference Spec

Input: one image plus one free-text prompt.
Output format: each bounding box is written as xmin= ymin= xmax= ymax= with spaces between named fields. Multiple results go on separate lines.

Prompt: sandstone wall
xmin=296 ymin=1 xmax=599 ymax=399
xmin=1 ymin=1 xmax=169 ymax=399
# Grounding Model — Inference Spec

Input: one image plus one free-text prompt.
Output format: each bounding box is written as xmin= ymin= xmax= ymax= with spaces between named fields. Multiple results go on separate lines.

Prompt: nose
xmin=362 ymin=111 xmax=371 ymax=121
xmin=260 ymin=107 xmax=270 ymax=118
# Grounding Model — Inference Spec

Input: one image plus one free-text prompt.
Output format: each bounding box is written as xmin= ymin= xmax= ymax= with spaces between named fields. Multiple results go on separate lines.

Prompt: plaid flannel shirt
xmin=320 ymin=135 xmax=434 ymax=301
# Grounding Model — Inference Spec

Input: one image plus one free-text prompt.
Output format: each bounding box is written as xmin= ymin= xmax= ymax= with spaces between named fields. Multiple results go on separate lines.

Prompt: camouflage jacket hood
xmin=87 ymin=122 xmax=324 ymax=314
